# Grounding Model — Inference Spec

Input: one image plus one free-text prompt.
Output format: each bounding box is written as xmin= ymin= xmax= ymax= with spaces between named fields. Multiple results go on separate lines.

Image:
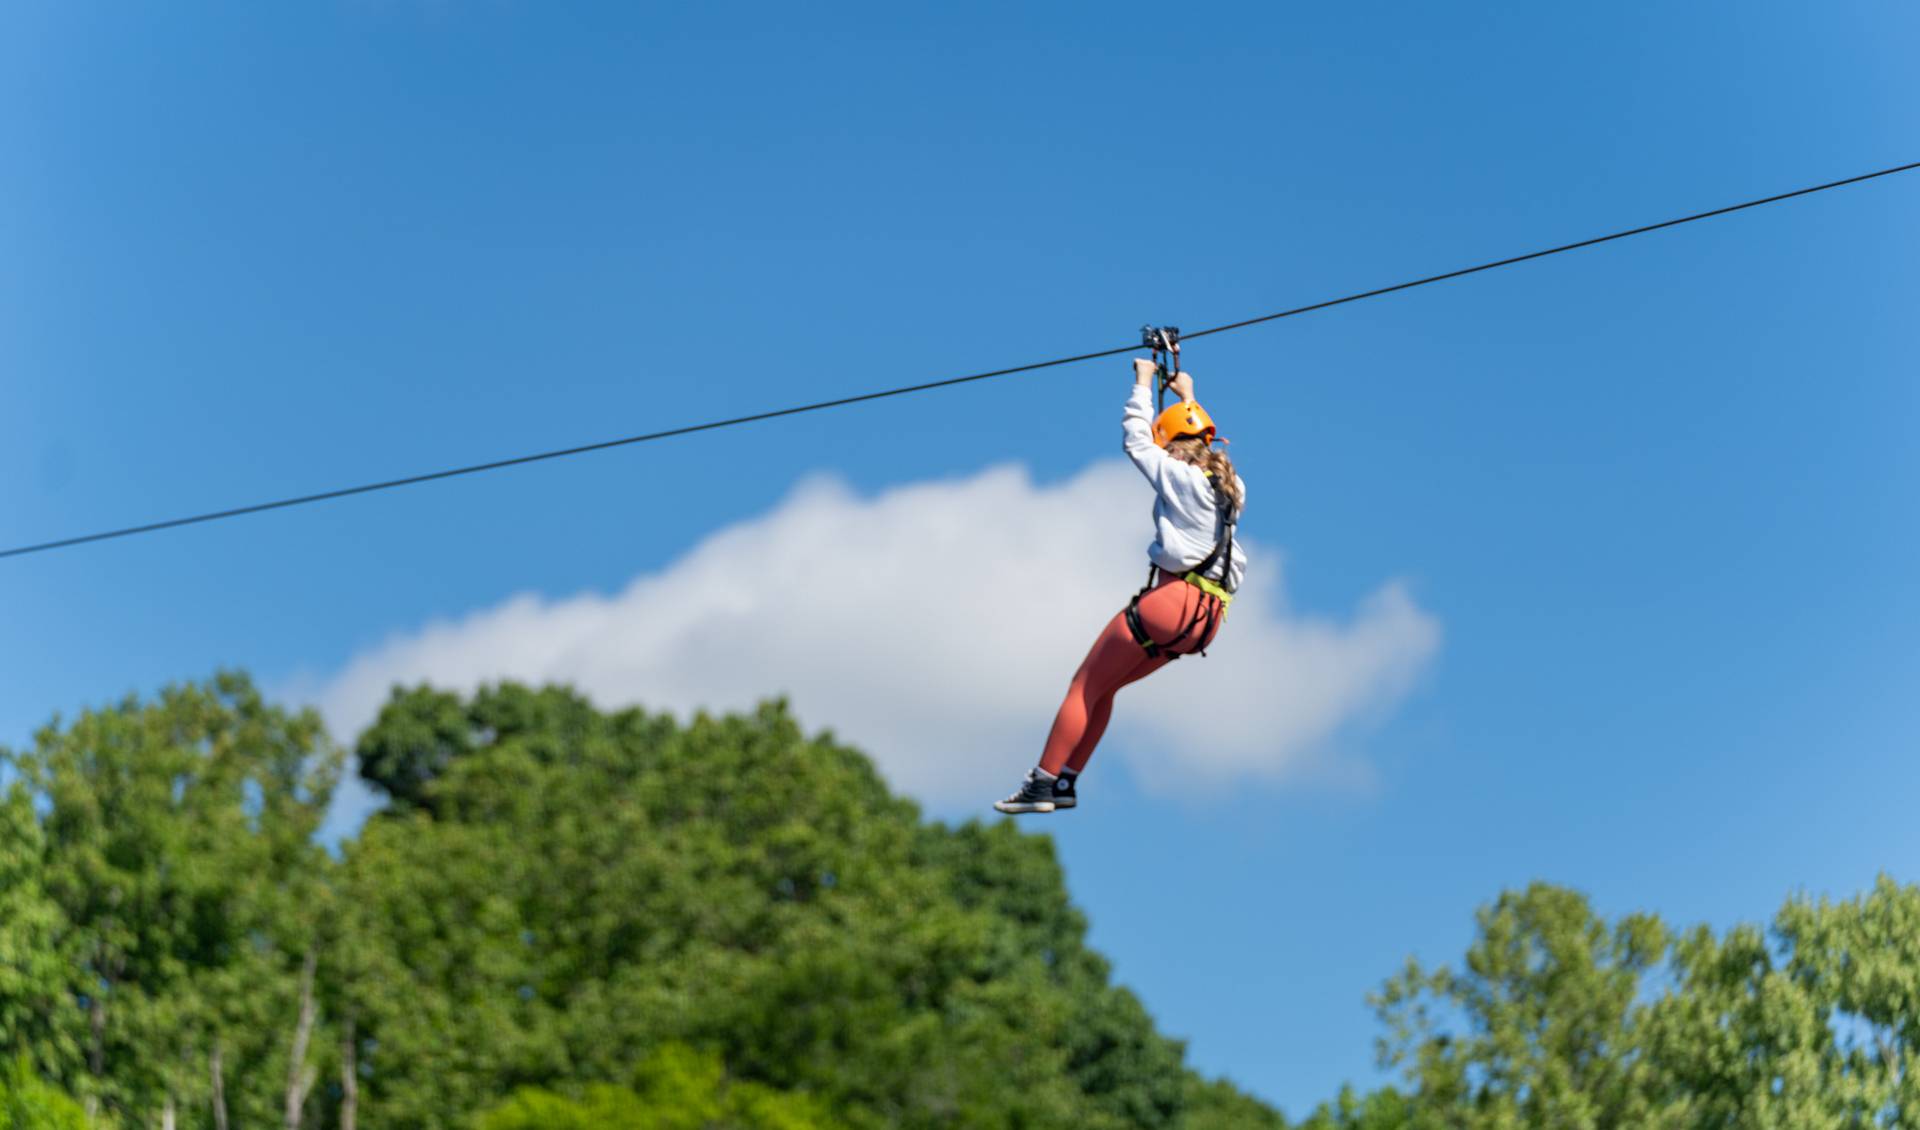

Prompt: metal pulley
xmin=1140 ymin=325 xmax=1181 ymax=411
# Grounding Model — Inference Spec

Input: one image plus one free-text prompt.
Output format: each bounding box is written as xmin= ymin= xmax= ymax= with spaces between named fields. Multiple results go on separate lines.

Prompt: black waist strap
xmin=1126 ymin=570 xmax=1227 ymax=661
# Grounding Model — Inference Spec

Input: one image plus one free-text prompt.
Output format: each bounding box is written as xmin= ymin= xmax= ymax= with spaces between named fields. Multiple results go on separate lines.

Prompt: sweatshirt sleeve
xmin=1122 ymin=383 xmax=1172 ymax=484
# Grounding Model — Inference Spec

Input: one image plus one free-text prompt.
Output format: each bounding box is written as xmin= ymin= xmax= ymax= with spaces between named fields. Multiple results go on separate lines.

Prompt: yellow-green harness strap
xmin=1182 ymin=571 xmax=1233 ymax=608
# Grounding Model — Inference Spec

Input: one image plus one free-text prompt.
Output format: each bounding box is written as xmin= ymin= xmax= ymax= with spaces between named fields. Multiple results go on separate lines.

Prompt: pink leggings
xmin=1038 ymin=572 xmax=1225 ymax=775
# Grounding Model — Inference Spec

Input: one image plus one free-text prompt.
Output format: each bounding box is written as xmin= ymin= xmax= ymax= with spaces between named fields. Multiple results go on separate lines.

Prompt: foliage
xmin=13 ymin=672 xmax=1920 ymax=1130
xmin=1292 ymin=1085 xmax=1413 ymax=1130
xmin=340 ymin=683 xmax=1208 ymax=1129
xmin=0 ymin=672 xmax=339 ymax=1127
xmin=0 ymin=1057 xmax=89 ymax=1130
xmin=1372 ymin=877 xmax=1920 ymax=1129
xmin=0 ymin=676 xmax=1280 ymax=1129
xmin=473 ymin=1043 xmax=836 ymax=1130
xmin=1373 ymin=882 xmax=1671 ymax=1128
xmin=1182 ymin=1075 xmax=1293 ymax=1130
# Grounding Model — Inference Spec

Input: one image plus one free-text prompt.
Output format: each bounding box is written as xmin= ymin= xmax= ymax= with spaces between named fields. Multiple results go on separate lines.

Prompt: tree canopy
xmin=0 ymin=676 xmax=1279 ymax=1129
xmin=3 ymin=672 xmax=1918 ymax=1129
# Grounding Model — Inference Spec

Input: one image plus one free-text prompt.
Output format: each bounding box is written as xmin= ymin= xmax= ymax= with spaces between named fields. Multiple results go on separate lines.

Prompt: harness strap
xmin=1185 ymin=472 xmax=1238 ymax=589
xmin=1125 ymin=472 xmax=1240 ymax=660
xmin=1124 ymin=584 xmax=1159 ymax=656
xmin=1182 ymin=571 xmax=1233 ymax=605
xmin=1125 ymin=572 xmax=1227 ymax=661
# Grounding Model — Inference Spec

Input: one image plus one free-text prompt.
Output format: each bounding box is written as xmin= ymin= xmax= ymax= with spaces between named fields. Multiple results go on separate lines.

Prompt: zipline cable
xmin=0 ymin=341 xmax=1141 ymax=561
xmin=1182 ymin=158 xmax=1920 ymax=340
xmin=4 ymin=158 xmax=1917 ymax=562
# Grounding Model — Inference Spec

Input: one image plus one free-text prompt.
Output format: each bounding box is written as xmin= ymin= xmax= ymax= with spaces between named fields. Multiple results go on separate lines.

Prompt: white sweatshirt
xmin=1122 ymin=383 xmax=1249 ymax=591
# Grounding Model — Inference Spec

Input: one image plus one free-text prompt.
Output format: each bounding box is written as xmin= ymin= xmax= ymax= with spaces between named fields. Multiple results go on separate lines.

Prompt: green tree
xmin=1364 ymin=876 xmax=1920 ymax=1128
xmin=1180 ymin=1075 xmax=1293 ymax=1130
xmin=32 ymin=669 xmax=1920 ymax=1130
xmin=0 ymin=1056 xmax=90 ymax=1130
xmin=355 ymin=685 xmax=476 ymax=814
xmin=1635 ymin=876 xmax=1920 ymax=1128
xmin=474 ymin=1043 xmax=837 ymax=1130
xmin=1776 ymin=877 xmax=1920 ymax=1121
xmin=1 ymin=673 xmax=341 ymax=1129
xmin=1372 ymin=882 xmax=1669 ymax=1129
xmin=1 ymin=673 xmax=1289 ymax=1128
xmin=345 ymin=683 xmax=1276 ymax=1130
xmin=1292 ymin=1084 xmax=1412 ymax=1130
xmin=0 ymin=790 xmax=83 ymax=1090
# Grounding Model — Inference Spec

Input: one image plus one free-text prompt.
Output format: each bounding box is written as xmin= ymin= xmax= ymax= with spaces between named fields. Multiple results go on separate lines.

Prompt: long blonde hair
xmin=1165 ymin=437 xmax=1242 ymax=512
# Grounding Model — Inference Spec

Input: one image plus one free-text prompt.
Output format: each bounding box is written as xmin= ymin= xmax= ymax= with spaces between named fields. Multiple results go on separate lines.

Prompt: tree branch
xmin=284 ymin=950 xmax=320 ymax=1130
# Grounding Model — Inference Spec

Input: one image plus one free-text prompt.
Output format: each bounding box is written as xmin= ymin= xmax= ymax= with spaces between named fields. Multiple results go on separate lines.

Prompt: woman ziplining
xmin=995 ymin=331 xmax=1248 ymax=814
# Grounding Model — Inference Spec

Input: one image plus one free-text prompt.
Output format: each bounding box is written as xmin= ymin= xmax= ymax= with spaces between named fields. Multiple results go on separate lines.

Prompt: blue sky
xmin=4 ymin=2 xmax=1918 ymax=1117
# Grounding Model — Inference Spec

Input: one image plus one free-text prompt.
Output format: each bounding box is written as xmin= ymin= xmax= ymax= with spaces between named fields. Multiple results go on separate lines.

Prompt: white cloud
xmin=303 ymin=460 xmax=1439 ymax=815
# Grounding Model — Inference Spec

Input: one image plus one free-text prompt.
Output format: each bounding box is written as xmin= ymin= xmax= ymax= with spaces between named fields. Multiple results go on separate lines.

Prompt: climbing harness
xmin=1125 ymin=472 xmax=1238 ymax=661
xmin=1141 ymin=325 xmax=1181 ymax=413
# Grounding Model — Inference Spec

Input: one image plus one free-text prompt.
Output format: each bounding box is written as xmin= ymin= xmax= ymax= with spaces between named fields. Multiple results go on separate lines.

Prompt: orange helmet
xmin=1152 ymin=400 xmax=1217 ymax=447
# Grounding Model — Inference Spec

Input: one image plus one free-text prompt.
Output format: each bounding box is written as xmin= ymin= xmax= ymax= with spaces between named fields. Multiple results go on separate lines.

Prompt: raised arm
xmin=1124 ymin=359 xmax=1179 ymax=483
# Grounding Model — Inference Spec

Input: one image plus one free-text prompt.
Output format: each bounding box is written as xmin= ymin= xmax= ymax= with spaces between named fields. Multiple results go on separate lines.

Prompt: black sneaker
xmin=993 ymin=768 xmax=1057 ymax=814
xmin=1051 ymin=772 xmax=1078 ymax=810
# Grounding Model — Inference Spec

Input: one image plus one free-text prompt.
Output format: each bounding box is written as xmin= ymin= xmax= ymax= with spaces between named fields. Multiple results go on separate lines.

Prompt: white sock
xmin=1032 ymin=766 xmax=1057 ymax=782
